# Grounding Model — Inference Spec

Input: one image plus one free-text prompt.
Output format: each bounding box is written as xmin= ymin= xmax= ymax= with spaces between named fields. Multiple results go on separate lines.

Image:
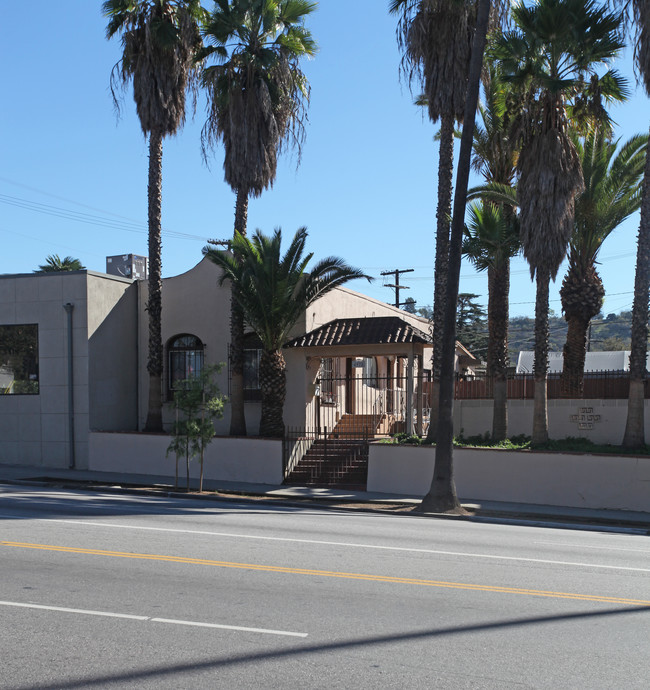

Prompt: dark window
xmin=0 ymin=324 xmax=39 ymax=395
xmin=243 ymin=348 xmax=262 ymax=401
xmin=361 ymin=357 xmax=378 ymax=387
xmin=168 ymin=334 xmax=204 ymax=397
xmin=320 ymin=357 xmax=336 ymax=404
xmin=234 ymin=333 xmax=263 ymax=402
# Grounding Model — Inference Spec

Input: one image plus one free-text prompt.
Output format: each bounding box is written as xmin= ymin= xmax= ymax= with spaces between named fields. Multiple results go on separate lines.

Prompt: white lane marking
xmin=0 ymin=601 xmax=306 ymax=638
xmin=4 ymin=517 xmax=650 ymax=574
xmin=534 ymin=541 xmax=650 ymax=553
xmin=150 ymin=618 xmax=307 ymax=637
xmin=0 ymin=600 xmax=148 ymax=620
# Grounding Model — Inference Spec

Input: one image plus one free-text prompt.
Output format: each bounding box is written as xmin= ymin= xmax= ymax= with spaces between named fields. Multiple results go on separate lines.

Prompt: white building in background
xmin=515 ymin=350 xmax=650 ymax=374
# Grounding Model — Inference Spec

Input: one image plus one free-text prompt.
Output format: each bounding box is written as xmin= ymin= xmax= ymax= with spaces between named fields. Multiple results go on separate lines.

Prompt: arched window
xmin=168 ymin=334 xmax=204 ymax=397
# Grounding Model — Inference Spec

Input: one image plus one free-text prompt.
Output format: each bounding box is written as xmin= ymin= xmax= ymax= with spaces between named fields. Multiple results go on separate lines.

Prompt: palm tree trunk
xmin=561 ymin=313 xmax=589 ymax=397
xmin=488 ymin=262 xmax=510 ymax=441
xmin=559 ymin=263 xmax=604 ymax=398
xmin=426 ymin=110 xmax=455 ymax=442
xmin=532 ymin=268 xmax=550 ymax=444
xmin=144 ymin=129 xmax=164 ymax=432
xmin=229 ymin=187 xmax=249 ymax=436
xmin=419 ymin=0 xmax=491 ymax=513
xmin=259 ymin=349 xmax=286 ymax=438
xmin=623 ymin=128 xmax=650 ymax=447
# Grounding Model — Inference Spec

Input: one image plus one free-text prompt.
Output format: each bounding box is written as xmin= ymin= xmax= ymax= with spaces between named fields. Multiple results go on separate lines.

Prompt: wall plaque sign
xmin=569 ymin=407 xmax=601 ymax=430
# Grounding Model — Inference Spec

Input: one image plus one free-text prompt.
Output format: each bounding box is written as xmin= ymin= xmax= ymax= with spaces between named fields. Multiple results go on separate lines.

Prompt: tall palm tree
xmin=389 ymin=0 xmax=475 ymax=441
xmin=469 ymin=62 xmax=521 ymax=439
xmin=34 ymin=255 xmax=85 ymax=273
xmin=415 ymin=0 xmax=492 ymax=513
xmin=200 ymin=0 xmax=316 ymax=437
xmin=493 ymin=0 xmax=625 ymax=443
xmin=203 ymin=228 xmax=370 ymax=438
xmin=104 ymin=0 xmax=205 ymax=432
xmin=561 ymin=130 xmax=647 ymax=397
xmin=462 ymin=202 xmax=520 ymax=439
xmin=623 ymin=0 xmax=650 ymax=447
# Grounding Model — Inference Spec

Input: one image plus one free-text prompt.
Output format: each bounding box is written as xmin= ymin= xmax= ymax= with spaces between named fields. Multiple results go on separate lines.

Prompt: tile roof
xmin=285 ymin=316 xmax=430 ymax=348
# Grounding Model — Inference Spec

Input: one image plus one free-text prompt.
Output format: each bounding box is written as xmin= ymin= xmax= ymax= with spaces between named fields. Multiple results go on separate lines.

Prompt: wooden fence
xmin=451 ymin=371 xmax=646 ymax=400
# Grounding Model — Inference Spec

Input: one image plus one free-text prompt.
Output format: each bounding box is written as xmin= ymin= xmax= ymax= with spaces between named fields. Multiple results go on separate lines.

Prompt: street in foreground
xmin=1 ymin=485 xmax=649 ymax=689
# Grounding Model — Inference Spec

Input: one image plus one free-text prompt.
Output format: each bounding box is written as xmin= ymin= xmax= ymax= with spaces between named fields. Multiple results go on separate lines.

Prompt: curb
xmin=2 ymin=477 xmax=649 ymax=534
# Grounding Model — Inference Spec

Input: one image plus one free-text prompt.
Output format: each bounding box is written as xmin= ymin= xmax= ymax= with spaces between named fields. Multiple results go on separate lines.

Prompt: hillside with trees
xmin=410 ymin=302 xmax=635 ymax=363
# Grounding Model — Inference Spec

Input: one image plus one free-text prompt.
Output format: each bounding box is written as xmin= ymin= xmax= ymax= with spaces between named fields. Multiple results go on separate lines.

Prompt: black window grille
xmin=167 ymin=334 xmax=204 ymax=398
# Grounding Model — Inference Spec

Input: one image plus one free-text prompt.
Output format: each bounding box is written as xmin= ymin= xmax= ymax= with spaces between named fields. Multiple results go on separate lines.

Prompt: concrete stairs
xmin=329 ymin=413 xmax=379 ymax=438
xmin=283 ymin=436 xmax=369 ymax=489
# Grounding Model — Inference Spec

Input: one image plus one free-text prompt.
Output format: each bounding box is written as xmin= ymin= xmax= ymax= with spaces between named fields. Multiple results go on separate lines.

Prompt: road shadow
xmin=12 ymin=605 xmax=650 ymax=689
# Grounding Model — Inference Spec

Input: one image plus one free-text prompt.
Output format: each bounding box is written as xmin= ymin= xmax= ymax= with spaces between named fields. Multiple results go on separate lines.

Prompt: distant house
xmin=515 ymin=350 xmax=650 ymax=374
xmin=0 ymin=257 xmax=478 ymax=470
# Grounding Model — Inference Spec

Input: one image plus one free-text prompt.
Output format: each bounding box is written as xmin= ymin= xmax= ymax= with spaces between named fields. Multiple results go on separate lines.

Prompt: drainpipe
xmin=135 ymin=280 xmax=140 ymax=430
xmin=64 ymin=303 xmax=75 ymax=469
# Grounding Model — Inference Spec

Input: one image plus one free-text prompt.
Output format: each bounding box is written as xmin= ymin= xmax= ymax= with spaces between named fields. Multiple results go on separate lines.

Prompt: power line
xmin=0 ymin=192 xmax=209 ymax=242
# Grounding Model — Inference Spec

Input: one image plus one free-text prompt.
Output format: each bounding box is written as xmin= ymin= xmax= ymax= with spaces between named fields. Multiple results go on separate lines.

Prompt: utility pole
xmin=381 ymin=268 xmax=414 ymax=308
xmin=207 ymin=239 xmax=231 ymax=249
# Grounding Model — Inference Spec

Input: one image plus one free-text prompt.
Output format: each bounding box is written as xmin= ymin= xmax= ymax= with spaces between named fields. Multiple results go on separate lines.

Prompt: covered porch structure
xmin=285 ymin=316 xmax=430 ymax=439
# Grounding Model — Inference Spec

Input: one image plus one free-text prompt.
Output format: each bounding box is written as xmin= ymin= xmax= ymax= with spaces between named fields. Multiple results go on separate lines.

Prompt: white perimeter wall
xmin=89 ymin=432 xmax=283 ymax=485
xmin=455 ymin=398 xmax=650 ymax=445
xmin=368 ymin=443 xmax=650 ymax=513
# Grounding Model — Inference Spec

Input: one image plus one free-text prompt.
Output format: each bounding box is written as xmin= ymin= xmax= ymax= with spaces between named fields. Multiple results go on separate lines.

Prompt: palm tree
xmin=200 ymin=0 xmax=316 ymax=437
xmin=468 ymin=62 xmax=521 ymax=439
xmin=414 ymin=0 xmax=492 ymax=513
xmin=561 ymin=130 xmax=647 ymax=397
xmin=34 ymin=255 xmax=85 ymax=273
xmin=462 ymin=202 xmax=520 ymax=439
xmin=493 ymin=0 xmax=625 ymax=443
xmin=623 ymin=0 xmax=650 ymax=447
xmin=389 ymin=0 xmax=475 ymax=441
xmin=104 ymin=0 xmax=205 ymax=432
xmin=203 ymin=228 xmax=370 ymax=438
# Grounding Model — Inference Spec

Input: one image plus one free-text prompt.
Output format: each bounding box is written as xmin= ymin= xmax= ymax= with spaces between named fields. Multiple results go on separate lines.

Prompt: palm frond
xmin=203 ymin=228 xmax=371 ymax=350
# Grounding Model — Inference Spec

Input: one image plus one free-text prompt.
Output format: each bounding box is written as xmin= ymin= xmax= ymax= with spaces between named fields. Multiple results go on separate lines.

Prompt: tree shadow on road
xmin=11 ymin=605 xmax=650 ymax=689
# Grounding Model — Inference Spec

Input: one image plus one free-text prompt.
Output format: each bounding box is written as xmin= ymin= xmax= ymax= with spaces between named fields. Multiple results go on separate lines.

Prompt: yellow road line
xmin=3 ymin=541 xmax=649 ymax=607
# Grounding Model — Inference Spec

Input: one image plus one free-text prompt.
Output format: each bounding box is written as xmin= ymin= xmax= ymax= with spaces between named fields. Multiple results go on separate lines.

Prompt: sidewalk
xmin=1 ymin=462 xmax=649 ymax=532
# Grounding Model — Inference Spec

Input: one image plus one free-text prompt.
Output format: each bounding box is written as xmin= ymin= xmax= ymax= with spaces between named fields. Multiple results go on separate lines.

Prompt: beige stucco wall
xmin=138 ymin=258 xmax=237 ymax=434
xmin=144 ymin=259 xmax=435 ymax=435
xmin=368 ymin=443 xmax=650 ymax=512
xmin=89 ymin=432 xmax=283 ymax=484
xmin=87 ymin=274 xmax=138 ymax=432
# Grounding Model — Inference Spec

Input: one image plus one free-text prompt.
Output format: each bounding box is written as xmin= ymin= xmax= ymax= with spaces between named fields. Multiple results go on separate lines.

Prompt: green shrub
xmin=381 ymin=431 xmax=650 ymax=455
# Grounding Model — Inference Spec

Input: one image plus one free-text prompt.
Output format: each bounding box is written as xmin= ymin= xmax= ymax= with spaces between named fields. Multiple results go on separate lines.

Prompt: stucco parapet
xmin=15 ymin=278 xmax=39 ymax=302
xmin=37 ymin=275 xmax=63 ymax=302
xmin=0 ymin=278 xmax=16 ymax=303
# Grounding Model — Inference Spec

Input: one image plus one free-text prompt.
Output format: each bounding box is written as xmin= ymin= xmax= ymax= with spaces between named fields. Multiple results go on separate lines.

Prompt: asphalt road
xmin=1 ymin=485 xmax=649 ymax=689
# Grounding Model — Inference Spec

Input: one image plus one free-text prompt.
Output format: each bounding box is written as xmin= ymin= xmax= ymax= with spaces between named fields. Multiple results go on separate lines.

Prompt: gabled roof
xmin=285 ymin=316 xmax=430 ymax=348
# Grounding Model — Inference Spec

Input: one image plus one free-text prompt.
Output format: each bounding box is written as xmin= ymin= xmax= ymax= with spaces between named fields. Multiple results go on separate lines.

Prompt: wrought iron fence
xmin=282 ymin=425 xmax=370 ymax=479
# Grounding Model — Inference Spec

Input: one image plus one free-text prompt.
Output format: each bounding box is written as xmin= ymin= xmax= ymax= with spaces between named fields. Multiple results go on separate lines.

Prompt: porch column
xmin=406 ymin=349 xmax=414 ymax=434
xmin=416 ymin=353 xmax=423 ymax=436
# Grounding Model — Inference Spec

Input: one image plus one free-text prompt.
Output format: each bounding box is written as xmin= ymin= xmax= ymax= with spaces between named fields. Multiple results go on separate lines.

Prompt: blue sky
xmin=1 ymin=1 xmax=647 ymax=319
